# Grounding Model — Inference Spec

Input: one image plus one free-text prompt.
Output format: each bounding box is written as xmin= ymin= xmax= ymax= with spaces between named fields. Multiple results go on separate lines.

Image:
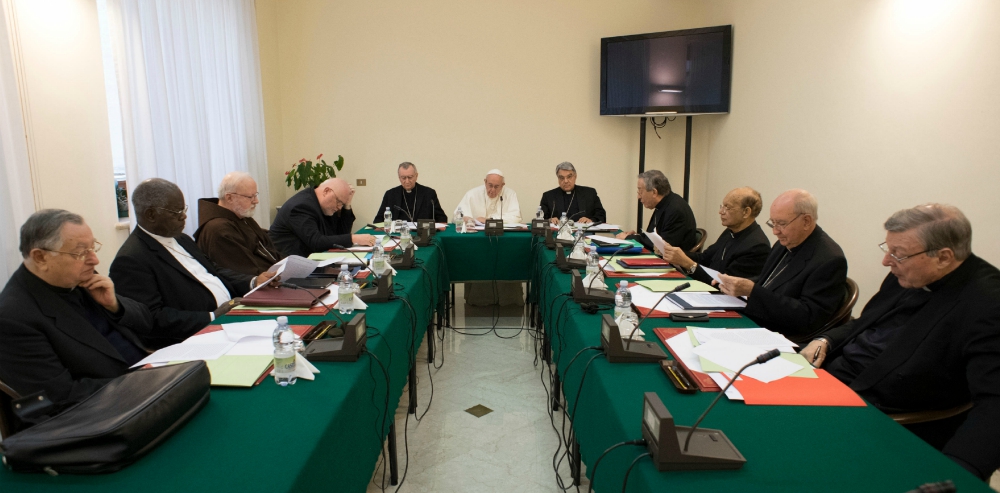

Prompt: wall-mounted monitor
xmin=600 ymin=25 xmax=733 ymax=116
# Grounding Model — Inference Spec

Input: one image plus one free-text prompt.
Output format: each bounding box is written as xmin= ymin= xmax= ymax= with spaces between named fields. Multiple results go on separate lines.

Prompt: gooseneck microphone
xmin=624 ymin=282 xmax=689 ymax=350
xmin=330 ymin=243 xmax=371 ymax=269
xmin=280 ymin=282 xmax=346 ymax=326
xmin=393 ymin=204 xmax=413 ymax=221
xmin=682 ymin=348 xmax=781 ymax=452
xmin=499 ymin=195 xmax=503 ymax=223
xmin=586 ymin=246 xmax=628 ymax=294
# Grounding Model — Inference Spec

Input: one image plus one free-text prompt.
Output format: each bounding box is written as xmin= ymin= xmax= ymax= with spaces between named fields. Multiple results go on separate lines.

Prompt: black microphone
xmin=568 ymin=211 xmax=586 ymax=220
xmin=393 ymin=204 xmax=413 ymax=221
xmin=499 ymin=195 xmax=503 ymax=223
xmin=330 ymin=243 xmax=371 ymax=270
xmin=586 ymin=246 xmax=628 ymax=294
xmin=904 ymin=481 xmax=955 ymax=493
xmin=280 ymin=282 xmax=347 ymax=326
xmin=682 ymin=348 xmax=781 ymax=452
xmin=551 ymin=200 xmax=558 ymax=221
xmin=624 ymin=282 xmax=690 ymax=350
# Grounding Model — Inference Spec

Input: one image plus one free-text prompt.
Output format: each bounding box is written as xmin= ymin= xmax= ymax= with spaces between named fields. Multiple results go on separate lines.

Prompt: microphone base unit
xmin=600 ymin=314 xmax=666 ymax=364
xmin=641 ymin=392 xmax=745 ymax=471
xmin=304 ymin=313 xmax=368 ymax=363
xmin=358 ymin=273 xmax=393 ymax=303
xmin=557 ymin=246 xmax=588 ymax=273
xmin=388 ymin=246 xmax=415 ymax=270
xmin=571 ymin=270 xmax=616 ymax=303
xmin=544 ymin=227 xmax=557 ymax=249
xmin=485 ymin=218 xmax=504 ymax=236
xmin=530 ymin=219 xmax=548 ymax=236
xmin=413 ymin=224 xmax=433 ymax=247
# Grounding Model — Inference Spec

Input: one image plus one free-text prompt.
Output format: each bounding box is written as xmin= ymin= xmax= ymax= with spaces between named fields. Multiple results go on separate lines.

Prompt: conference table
xmin=0 ymin=225 xmax=991 ymax=492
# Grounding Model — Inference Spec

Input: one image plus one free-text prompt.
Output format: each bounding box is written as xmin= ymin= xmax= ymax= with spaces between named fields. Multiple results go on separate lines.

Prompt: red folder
xmin=730 ymin=370 xmax=866 ymax=407
xmin=605 ymin=270 xmax=686 ymax=279
xmin=619 ymin=258 xmax=670 ymax=267
xmin=654 ymin=328 xmax=722 ymax=392
xmin=636 ymin=306 xmax=741 ymax=318
xmin=228 ymin=304 xmax=331 ymax=316
xmin=239 ymin=286 xmax=330 ymax=308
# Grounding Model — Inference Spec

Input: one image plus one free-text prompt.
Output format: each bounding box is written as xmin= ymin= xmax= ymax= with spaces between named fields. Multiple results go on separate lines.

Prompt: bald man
xmin=717 ymin=189 xmax=847 ymax=341
xmin=269 ymin=178 xmax=376 ymax=257
xmin=195 ymin=172 xmax=282 ymax=276
xmin=658 ymin=187 xmax=770 ymax=285
xmin=454 ymin=169 xmax=522 ymax=225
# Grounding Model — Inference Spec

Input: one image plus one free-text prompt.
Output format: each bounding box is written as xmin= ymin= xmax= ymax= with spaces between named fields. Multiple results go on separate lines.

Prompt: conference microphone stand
xmin=624 ymin=282 xmax=689 ymax=350
xmin=682 ymin=349 xmax=781 ymax=452
xmin=393 ymin=204 xmax=414 ymax=221
xmin=585 ymin=246 xmax=628 ymax=294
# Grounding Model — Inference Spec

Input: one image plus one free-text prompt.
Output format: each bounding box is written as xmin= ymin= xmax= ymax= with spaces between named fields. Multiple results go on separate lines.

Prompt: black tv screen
xmin=601 ymin=26 xmax=733 ymax=116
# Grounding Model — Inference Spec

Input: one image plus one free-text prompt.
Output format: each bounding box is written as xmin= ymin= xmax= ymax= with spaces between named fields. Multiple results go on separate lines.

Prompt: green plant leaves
xmin=286 ymin=155 xmax=346 ymax=190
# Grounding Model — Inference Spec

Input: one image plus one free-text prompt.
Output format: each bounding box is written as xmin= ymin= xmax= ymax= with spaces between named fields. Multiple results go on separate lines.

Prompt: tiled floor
xmin=367 ymin=284 xmax=585 ymax=492
xmin=368 ymin=285 xmax=1000 ymax=493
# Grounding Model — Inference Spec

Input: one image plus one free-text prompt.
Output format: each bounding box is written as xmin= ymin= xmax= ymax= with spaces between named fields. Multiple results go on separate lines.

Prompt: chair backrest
xmin=0 ymin=378 xmax=21 ymax=439
xmin=689 ymin=228 xmax=707 ymax=253
xmin=890 ymin=402 xmax=973 ymax=426
xmin=789 ymin=277 xmax=859 ymax=345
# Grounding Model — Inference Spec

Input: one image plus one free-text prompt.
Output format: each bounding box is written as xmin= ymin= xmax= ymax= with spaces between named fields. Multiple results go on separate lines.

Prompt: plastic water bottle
xmin=614 ymin=281 xmax=631 ymax=320
xmin=272 ymin=316 xmax=297 ymax=386
xmin=571 ymin=228 xmax=586 ymax=258
xmin=586 ymin=250 xmax=601 ymax=279
xmin=558 ymin=212 xmax=568 ymax=229
xmin=399 ymin=222 xmax=412 ymax=249
xmin=337 ymin=264 xmax=355 ymax=315
xmin=384 ymin=207 xmax=392 ymax=229
xmin=371 ymin=241 xmax=386 ymax=277
xmin=454 ymin=207 xmax=464 ymax=225
xmin=536 ymin=206 xmax=544 ymax=220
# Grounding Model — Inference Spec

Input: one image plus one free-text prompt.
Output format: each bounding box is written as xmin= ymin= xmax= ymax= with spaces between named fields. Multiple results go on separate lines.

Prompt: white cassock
xmin=454 ymin=185 xmax=522 ymax=223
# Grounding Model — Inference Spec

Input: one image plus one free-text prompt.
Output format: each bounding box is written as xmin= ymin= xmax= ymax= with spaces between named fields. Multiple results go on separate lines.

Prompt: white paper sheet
xmin=586 ymin=235 xmax=632 ymax=245
xmin=221 ymin=320 xmax=277 ymax=341
xmin=267 ymin=255 xmax=318 ymax=279
xmin=691 ymin=339 xmax=802 ymax=383
xmin=582 ymin=223 xmax=620 ymax=232
xmin=691 ymin=327 xmax=798 ymax=350
xmin=131 ymin=342 xmax=234 ymax=368
xmin=665 ymin=332 xmax=703 ymax=372
xmin=643 ymin=230 xmax=667 ymax=253
xmin=709 ymin=372 xmax=744 ymax=400
xmin=670 ymin=292 xmax=747 ymax=309
xmin=701 ymin=265 xmax=723 ymax=284
xmin=629 ymin=284 xmax=720 ymax=314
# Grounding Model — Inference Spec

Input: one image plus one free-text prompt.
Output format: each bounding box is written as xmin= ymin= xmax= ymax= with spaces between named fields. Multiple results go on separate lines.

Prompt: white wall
xmin=697 ymin=0 xmax=1000 ymax=310
xmin=5 ymin=0 xmax=125 ymax=269
xmin=256 ymin=0 xmax=711 ymax=228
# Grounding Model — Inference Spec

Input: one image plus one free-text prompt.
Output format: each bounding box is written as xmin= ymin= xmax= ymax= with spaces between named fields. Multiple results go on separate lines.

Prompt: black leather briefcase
xmin=0 ymin=360 xmax=211 ymax=475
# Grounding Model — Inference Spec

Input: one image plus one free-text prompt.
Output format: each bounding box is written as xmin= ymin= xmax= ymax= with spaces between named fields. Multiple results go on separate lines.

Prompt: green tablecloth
xmin=532 ymin=244 xmax=991 ymax=492
xmin=0 ymin=244 xmax=444 ymax=493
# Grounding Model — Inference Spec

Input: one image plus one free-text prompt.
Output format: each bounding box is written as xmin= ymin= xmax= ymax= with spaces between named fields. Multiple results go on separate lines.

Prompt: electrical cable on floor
xmin=365 ymin=349 xmax=392 ymax=493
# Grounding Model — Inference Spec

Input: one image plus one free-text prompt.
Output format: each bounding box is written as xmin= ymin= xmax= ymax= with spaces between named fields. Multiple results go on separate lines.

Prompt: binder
xmin=654 ymin=328 xmax=722 ymax=392
xmin=239 ymin=286 xmax=330 ymax=308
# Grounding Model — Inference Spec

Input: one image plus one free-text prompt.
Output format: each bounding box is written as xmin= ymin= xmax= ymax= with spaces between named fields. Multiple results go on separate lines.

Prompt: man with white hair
xmin=270 ymin=177 xmax=376 ymax=257
xmin=194 ymin=171 xmax=282 ymax=276
xmin=454 ymin=169 xmax=524 ymax=306
xmin=717 ymin=189 xmax=847 ymax=340
xmin=454 ymin=169 xmax=522 ymax=225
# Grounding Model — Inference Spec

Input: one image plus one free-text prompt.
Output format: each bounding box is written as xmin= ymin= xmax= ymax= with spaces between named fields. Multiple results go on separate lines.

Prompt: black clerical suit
xmin=270 ymin=187 xmax=356 ymax=257
xmin=686 ymin=222 xmax=770 ymax=285
xmin=0 ymin=266 xmax=151 ymax=426
xmin=820 ymin=255 xmax=1000 ymax=480
xmin=744 ymin=225 xmax=847 ymax=341
xmin=628 ymin=192 xmax=697 ymax=252
xmin=539 ymin=186 xmax=607 ymax=224
xmin=374 ymin=183 xmax=448 ymax=223
xmin=110 ymin=227 xmax=252 ymax=349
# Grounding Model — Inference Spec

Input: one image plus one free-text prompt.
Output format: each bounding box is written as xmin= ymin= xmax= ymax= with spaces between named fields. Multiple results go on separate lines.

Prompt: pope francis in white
xmin=455 ymin=169 xmax=524 ymax=306
xmin=454 ymin=169 xmax=522 ymax=224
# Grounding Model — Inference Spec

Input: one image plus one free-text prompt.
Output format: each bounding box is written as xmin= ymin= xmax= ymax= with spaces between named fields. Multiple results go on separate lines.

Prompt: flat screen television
xmin=600 ymin=25 xmax=733 ymax=116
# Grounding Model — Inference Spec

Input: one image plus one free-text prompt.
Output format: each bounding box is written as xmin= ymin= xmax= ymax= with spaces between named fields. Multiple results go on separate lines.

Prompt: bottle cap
xmin=620 ymin=281 xmax=627 ymax=287
xmin=277 ymin=316 xmax=288 ymax=325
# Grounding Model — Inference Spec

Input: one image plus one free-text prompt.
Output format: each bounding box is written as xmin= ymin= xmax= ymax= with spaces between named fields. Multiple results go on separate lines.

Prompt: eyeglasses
xmin=42 ymin=241 xmax=102 ymax=261
xmin=879 ymin=242 xmax=930 ymax=264
xmin=766 ymin=213 xmax=803 ymax=230
xmin=231 ymin=192 xmax=259 ymax=200
xmin=156 ymin=205 xmax=188 ymax=218
xmin=329 ymin=190 xmax=346 ymax=209
xmin=719 ymin=204 xmax=744 ymax=214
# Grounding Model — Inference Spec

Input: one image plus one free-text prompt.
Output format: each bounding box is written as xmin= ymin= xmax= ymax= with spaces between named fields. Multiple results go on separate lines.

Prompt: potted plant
xmin=285 ymin=154 xmax=344 ymax=190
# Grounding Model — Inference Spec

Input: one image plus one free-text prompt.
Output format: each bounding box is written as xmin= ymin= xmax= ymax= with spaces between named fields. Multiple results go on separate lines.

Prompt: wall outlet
xmin=356 ymin=179 xmax=366 ymax=186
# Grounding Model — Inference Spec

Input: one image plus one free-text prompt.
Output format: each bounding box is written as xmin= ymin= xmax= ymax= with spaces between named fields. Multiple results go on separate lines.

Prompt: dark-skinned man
xmin=373 ymin=162 xmax=448 ymax=223
xmin=616 ymin=170 xmax=697 ymax=252
xmin=539 ymin=162 xmax=607 ymax=225
xmin=0 ymin=210 xmax=151 ymax=429
xmin=110 ymin=178 xmax=278 ymax=348
xmin=717 ymin=189 xmax=847 ymax=341
xmin=801 ymin=204 xmax=1000 ymax=480
xmin=657 ymin=187 xmax=770 ymax=285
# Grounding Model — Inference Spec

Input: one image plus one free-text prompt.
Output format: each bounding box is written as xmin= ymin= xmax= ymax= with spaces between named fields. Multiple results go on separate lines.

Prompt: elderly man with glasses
xmin=270 ymin=177 xmax=376 ymax=257
xmin=194 ymin=171 xmax=283 ymax=276
xmin=373 ymin=162 xmax=448 ymax=223
xmin=717 ymin=189 xmax=847 ymax=340
xmin=0 ymin=210 xmax=152 ymax=426
xmin=800 ymin=204 xmax=1000 ymax=481
xmin=110 ymin=178 xmax=277 ymax=348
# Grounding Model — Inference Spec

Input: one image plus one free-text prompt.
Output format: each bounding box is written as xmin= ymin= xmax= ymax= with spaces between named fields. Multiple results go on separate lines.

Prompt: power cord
xmin=586 ymin=439 xmax=646 ymax=493
xmin=621 ymin=452 xmax=651 ymax=493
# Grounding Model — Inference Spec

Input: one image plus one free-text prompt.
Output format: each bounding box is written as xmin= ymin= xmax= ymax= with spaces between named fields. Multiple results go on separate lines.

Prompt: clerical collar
xmin=138 ymin=224 xmax=174 ymax=242
xmin=26 ymin=267 xmax=77 ymax=295
xmin=564 ymin=190 xmax=572 ymax=195
xmin=405 ymin=189 xmax=413 ymax=194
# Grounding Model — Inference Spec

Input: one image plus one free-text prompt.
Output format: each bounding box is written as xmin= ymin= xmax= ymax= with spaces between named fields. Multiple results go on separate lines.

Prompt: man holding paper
xmin=270 ymin=177 xmax=377 ymax=257
xmin=0 ymin=210 xmax=152 ymax=424
xmin=111 ymin=179 xmax=278 ymax=348
xmin=801 ymin=204 xmax=1000 ymax=480
xmin=657 ymin=187 xmax=770 ymax=285
xmin=615 ymin=170 xmax=697 ymax=252
xmin=716 ymin=189 xmax=847 ymax=340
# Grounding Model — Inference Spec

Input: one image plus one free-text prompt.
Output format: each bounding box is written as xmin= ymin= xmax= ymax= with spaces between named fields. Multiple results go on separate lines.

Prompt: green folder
xmin=205 ymin=355 xmax=275 ymax=387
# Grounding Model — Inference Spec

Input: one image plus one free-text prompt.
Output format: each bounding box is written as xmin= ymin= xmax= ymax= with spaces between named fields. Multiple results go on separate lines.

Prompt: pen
xmin=812 ymin=343 xmax=822 ymax=365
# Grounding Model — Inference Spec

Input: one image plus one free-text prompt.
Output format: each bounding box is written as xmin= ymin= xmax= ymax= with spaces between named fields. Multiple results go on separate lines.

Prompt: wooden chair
xmin=890 ymin=402 xmax=973 ymax=425
xmin=0 ymin=377 xmax=21 ymax=439
xmin=689 ymin=228 xmax=707 ymax=253
xmin=790 ymin=277 xmax=859 ymax=345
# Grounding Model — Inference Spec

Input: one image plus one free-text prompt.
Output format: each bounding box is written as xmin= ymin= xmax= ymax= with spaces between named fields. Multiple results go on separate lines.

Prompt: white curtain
xmin=0 ymin=1 xmax=35 ymax=282
xmin=103 ymin=0 xmax=269 ymax=235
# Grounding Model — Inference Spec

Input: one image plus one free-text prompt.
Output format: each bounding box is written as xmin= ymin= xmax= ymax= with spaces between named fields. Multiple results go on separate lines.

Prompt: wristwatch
xmin=684 ymin=263 xmax=698 ymax=275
